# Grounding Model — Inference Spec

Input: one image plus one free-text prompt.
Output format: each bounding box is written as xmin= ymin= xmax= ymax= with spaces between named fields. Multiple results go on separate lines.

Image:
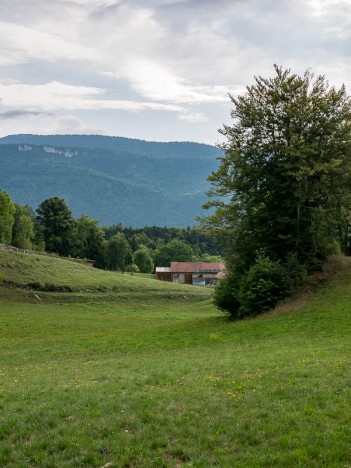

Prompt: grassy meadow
xmin=1 ymin=251 xmax=351 ymax=466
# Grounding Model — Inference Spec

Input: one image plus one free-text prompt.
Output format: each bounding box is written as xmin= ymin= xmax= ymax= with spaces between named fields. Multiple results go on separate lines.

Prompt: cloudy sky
xmin=0 ymin=0 xmax=350 ymax=144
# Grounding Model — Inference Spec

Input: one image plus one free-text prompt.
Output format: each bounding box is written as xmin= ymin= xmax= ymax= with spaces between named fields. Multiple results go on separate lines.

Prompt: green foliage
xmin=237 ymin=254 xmax=292 ymax=317
xmin=215 ymin=253 xmax=293 ymax=319
xmin=126 ymin=263 xmax=140 ymax=273
xmin=107 ymin=233 xmax=131 ymax=272
xmin=0 ymin=136 xmax=221 ymax=227
xmin=108 ymin=224 xmax=222 ymax=257
xmin=11 ymin=203 xmax=35 ymax=249
xmin=213 ymin=273 xmax=241 ymax=316
xmin=0 ymin=134 xmax=220 ymax=160
xmin=134 ymin=248 xmax=154 ymax=273
xmin=205 ymin=65 xmax=351 ymax=270
xmin=154 ymin=239 xmax=194 ymax=267
xmin=71 ymin=215 xmax=105 ymax=261
xmin=0 ymin=190 xmax=221 ymax=271
xmin=205 ymin=65 xmax=351 ymax=316
xmin=0 ymin=190 xmax=15 ymax=243
xmin=36 ymin=197 xmax=73 ymax=255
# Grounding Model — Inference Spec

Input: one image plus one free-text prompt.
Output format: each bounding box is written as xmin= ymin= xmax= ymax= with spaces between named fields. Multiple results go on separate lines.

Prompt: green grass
xmin=0 ymin=250 xmax=211 ymax=300
xmin=1 ymin=252 xmax=351 ymax=466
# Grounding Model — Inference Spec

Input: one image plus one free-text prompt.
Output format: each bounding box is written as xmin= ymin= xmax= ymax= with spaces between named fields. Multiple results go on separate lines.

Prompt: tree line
xmin=0 ymin=192 xmax=222 ymax=273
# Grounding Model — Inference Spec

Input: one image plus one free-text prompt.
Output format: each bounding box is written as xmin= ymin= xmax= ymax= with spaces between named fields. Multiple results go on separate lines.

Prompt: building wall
xmin=156 ymin=272 xmax=172 ymax=282
xmin=157 ymin=270 xmax=222 ymax=286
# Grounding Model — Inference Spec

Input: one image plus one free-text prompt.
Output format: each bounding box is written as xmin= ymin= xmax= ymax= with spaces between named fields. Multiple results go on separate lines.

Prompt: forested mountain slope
xmin=0 ymin=135 xmax=221 ymax=226
xmin=0 ymin=134 xmax=220 ymax=159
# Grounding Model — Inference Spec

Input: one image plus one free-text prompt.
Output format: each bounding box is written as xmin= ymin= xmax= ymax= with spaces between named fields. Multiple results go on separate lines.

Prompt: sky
xmin=0 ymin=0 xmax=350 ymax=145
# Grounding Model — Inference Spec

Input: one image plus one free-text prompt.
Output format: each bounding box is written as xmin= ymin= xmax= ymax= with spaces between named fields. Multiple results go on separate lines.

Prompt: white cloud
xmin=122 ymin=59 xmax=230 ymax=103
xmin=47 ymin=115 xmax=106 ymax=135
xmin=178 ymin=112 xmax=208 ymax=123
xmin=0 ymin=80 xmax=185 ymax=113
xmin=0 ymin=0 xmax=351 ymax=143
xmin=0 ymin=20 xmax=98 ymax=66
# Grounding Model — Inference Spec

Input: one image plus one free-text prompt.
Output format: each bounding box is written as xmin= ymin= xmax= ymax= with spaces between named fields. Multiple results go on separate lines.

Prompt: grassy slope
xmin=0 ymin=252 xmax=351 ymax=466
xmin=0 ymin=250 xmax=211 ymax=301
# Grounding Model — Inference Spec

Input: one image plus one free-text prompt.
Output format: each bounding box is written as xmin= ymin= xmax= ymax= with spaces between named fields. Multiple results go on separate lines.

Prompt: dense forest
xmin=0 ymin=135 xmax=221 ymax=226
xmin=0 ymin=191 xmax=222 ymax=273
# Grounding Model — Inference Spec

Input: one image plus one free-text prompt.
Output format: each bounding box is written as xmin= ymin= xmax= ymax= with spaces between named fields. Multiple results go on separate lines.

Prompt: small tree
xmin=107 ymin=233 xmax=130 ymax=271
xmin=12 ymin=204 xmax=35 ymax=249
xmin=72 ymin=215 xmax=105 ymax=261
xmin=134 ymin=248 xmax=154 ymax=273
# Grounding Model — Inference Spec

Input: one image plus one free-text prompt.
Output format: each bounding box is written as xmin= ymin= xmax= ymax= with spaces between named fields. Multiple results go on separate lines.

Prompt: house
xmin=156 ymin=262 xmax=225 ymax=286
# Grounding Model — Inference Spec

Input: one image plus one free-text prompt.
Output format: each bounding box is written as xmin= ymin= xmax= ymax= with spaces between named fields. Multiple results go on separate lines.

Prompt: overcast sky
xmin=0 ymin=0 xmax=350 ymax=144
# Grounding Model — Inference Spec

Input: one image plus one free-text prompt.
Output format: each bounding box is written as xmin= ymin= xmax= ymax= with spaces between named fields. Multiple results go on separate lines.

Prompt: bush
xmin=213 ymin=273 xmax=241 ymax=317
xmin=215 ymin=253 xmax=295 ymax=319
xmin=238 ymin=254 xmax=292 ymax=317
xmin=126 ymin=263 xmax=140 ymax=273
xmin=134 ymin=249 xmax=154 ymax=273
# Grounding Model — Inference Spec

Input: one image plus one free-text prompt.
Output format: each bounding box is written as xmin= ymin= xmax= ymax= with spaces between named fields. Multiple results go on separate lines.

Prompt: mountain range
xmin=0 ymin=134 xmax=221 ymax=227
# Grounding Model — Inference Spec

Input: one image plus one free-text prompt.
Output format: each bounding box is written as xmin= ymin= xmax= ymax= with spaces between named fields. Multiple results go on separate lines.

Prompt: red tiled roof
xmin=170 ymin=262 xmax=225 ymax=273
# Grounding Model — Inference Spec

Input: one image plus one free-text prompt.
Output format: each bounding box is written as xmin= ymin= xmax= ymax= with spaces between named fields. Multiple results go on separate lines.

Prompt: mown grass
xmin=0 ymin=252 xmax=351 ymax=466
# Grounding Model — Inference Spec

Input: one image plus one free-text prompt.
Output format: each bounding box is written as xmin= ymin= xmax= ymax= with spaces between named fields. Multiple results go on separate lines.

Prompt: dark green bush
xmin=213 ymin=273 xmax=241 ymax=317
xmin=238 ymin=254 xmax=292 ymax=317
xmin=26 ymin=281 xmax=44 ymax=290
xmin=215 ymin=253 xmax=296 ymax=319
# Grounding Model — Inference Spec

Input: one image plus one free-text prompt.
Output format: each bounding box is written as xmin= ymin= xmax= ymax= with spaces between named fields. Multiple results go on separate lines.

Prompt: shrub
xmin=215 ymin=253 xmax=295 ymax=319
xmin=126 ymin=263 xmax=140 ymax=273
xmin=238 ymin=254 xmax=292 ymax=317
xmin=213 ymin=273 xmax=241 ymax=317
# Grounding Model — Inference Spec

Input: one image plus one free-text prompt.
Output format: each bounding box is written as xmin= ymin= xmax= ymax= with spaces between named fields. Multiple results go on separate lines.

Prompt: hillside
xmin=0 ymin=135 xmax=221 ymax=227
xmin=0 ymin=134 xmax=221 ymax=159
xmin=0 ymin=249 xmax=212 ymax=302
xmin=1 ymin=251 xmax=351 ymax=466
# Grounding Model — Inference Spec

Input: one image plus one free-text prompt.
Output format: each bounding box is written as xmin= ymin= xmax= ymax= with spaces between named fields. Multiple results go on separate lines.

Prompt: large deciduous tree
xmin=36 ymin=197 xmax=73 ymax=256
xmin=134 ymin=248 xmax=154 ymax=273
xmin=204 ymin=66 xmax=351 ymax=317
xmin=153 ymin=239 xmax=194 ymax=267
xmin=205 ymin=65 xmax=351 ymax=271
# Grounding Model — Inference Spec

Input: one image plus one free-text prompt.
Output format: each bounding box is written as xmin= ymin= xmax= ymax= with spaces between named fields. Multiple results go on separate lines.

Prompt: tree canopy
xmin=12 ymin=204 xmax=35 ymax=249
xmin=154 ymin=239 xmax=194 ymax=267
xmin=36 ymin=197 xmax=73 ymax=256
xmin=107 ymin=233 xmax=131 ymax=272
xmin=205 ymin=65 xmax=351 ymax=270
xmin=134 ymin=248 xmax=154 ymax=273
xmin=204 ymin=65 xmax=351 ymax=317
xmin=0 ymin=191 xmax=15 ymax=244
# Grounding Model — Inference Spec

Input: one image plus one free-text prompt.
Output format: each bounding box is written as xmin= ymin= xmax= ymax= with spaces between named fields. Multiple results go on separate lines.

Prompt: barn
xmin=156 ymin=262 xmax=225 ymax=286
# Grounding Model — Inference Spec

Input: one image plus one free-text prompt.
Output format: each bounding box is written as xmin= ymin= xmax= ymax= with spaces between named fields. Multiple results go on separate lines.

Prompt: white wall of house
xmin=172 ymin=273 xmax=184 ymax=284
